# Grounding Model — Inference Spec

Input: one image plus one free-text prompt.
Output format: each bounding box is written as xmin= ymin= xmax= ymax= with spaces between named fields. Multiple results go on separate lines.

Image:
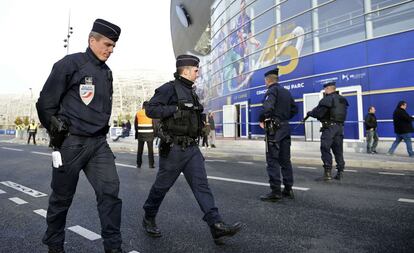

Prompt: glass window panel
xmin=281 ymin=0 xmax=312 ymax=19
xmin=317 ymin=0 xmax=365 ymax=50
xmin=371 ymin=0 xmax=407 ymax=10
xmin=371 ymin=1 xmax=414 ymax=37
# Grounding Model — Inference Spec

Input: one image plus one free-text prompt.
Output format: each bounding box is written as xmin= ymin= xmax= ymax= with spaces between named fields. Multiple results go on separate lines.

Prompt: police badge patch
xmin=80 ymin=77 xmax=94 ymax=105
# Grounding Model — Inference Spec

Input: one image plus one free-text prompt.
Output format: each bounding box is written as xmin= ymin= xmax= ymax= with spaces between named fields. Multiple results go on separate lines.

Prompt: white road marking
xmin=0 ymin=181 xmax=47 ymax=198
xmin=9 ymin=197 xmax=28 ymax=205
xmin=298 ymin=166 xmax=317 ymax=170
xmin=68 ymin=225 xmax=102 ymax=241
xmin=379 ymin=172 xmax=405 ymax=176
xmin=31 ymin=151 xmax=51 ymax=156
xmin=237 ymin=161 xmax=254 ymax=165
xmin=1 ymin=147 xmax=23 ymax=151
xmin=33 ymin=209 xmax=47 ymax=218
xmin=129 ymin=251 xmax=140 ymax=253
xmin=115 ymin=163 xmax=137 ymax=168
xmin=0 ymin=189 xmax=5 ymax=194
xmin=205 ymin=159 xmax=227 ymax=162
xmin=207 ymin=176 xmax=310 ymax=191
xmin=398 ymin=198 xmax=414 ymax=203
xmin=344 ymin=169 xmax=358 ymax=173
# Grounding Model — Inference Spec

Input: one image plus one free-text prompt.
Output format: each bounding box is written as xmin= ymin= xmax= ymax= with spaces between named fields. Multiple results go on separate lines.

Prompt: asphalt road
xmin=0 ymin=138 xmax=413 ymax=253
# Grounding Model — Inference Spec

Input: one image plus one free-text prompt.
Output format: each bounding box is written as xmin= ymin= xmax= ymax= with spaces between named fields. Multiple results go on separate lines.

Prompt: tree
xmin=23 ymin=116 xmax=30 ymax=126
xmin=125 ymin=113 xmax=132 ymax=122
xmin=117 ymin=114 xmax=123 ymax=126
xmin=14 ymin=117 xmax=23 ymax=126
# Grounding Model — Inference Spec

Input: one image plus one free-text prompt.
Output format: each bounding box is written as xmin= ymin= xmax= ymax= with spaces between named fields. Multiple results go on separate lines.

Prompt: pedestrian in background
xmin=259 ymin=68 xmax=298 ymax=202
xmin=36 ymin=18 xmax=124 ymax=253
xmin=208 ymin=112 xmax=217 ymax=148
xmin=365 ymin=106 xmax=378 ymax=154
xmin=142 ymin=54 xmax=243 ymax=245
xmin=201 ymin=113 xmax=210 ymax=148
xmin=387 ymin=101 xmax=414 ymax=157
xmin=307 ymin=82 xmax=349 ymax=181
xmin=134 ymin=101 xmax=155 ymax=169
xmin=27 ymin=119 xmax=38 ymax=145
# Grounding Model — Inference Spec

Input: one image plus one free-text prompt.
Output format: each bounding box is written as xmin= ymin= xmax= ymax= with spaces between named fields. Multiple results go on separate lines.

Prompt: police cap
xmin=323 ymin=81 xmax=336 ymax=88
xmin=176 ymin=54 xmax=200 ymax=68
xmin=264 ymin=68 xmax=279 ymax=77
xmin=92 ymin=19 xmax=121 ymax=42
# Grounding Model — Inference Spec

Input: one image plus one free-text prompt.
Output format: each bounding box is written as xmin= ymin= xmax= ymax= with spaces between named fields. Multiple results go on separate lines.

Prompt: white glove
xmin=52 ymin=151 xmax=63 ymax=168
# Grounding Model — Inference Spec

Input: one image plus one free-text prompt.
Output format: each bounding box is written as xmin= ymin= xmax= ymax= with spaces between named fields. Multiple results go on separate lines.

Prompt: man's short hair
xmin=89 ymin=31 xmax=104 ymax=44
xmin=265 ymin=74 xmax=278 ymax=84
xmin=368 ymin=106 xmax=375 ymax=112
xmin=177 ymin=66 xmax=192 ymax=75
xmin=397 ymin=100 xmax=407 ymax=108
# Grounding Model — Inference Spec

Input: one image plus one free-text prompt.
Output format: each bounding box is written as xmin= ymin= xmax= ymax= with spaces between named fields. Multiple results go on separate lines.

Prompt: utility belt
xmin=172 ymin=136 xmax=197 ymax=148
xmin=321 ymin=121 xmax=344 ymax=128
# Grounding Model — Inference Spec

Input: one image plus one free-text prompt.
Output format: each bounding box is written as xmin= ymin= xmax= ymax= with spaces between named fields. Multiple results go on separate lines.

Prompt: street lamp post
xmin=29 ymin=87 xmax=33 ymax=120
xmin=63 ymin=11 xmax=74 ymax=55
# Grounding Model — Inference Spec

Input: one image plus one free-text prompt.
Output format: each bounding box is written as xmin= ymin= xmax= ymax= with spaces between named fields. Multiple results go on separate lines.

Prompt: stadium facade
xmin=170 ymin=0 xmax=414 ymax=140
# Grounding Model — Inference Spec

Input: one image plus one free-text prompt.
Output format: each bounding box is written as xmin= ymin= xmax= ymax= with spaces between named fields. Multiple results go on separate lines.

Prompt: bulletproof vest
xmin=329 ymin=93 xmax=348 ymax=123
xmin=163 ymin=79 xmax=203 ymax=138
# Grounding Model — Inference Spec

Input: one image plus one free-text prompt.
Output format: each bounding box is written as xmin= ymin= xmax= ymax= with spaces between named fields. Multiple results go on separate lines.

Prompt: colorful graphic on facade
xmin=195 ymin=0 xmax=414 ymax=139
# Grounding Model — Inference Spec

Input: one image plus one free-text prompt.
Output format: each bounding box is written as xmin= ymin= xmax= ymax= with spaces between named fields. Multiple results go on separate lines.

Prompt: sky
xmin=0 ymin=0 xmax=176 ymax=95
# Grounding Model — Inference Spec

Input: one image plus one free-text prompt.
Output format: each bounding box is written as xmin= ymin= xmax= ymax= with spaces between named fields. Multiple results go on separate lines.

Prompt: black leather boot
xmin=282 ymin=186 xmax=294 ymax=199
xmin=334 ymin=171 xmax=343 ymax=180
xmin=260 ymin=190 xmax=282 ymax=202
xmin=48 ymin=246 xmax=65 ymax=253
xmin=142 ymin=216 xmax=162 ymax=237
xmin=323 ymin=168 xmax=332 ymax=181
xmin=210 ymin=221 xmax=243 ymax=245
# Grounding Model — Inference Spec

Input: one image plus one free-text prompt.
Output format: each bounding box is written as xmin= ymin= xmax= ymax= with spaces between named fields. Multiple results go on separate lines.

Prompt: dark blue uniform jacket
xmin=36 ymin=47 xmax=113 ymax=136
xmin=145 ymin=77 xmax=202 ymax=120
xmin=259 ymin=83 xmax=298 ymax=122
xmin=259 ymin=83 xmax=298 ymax=142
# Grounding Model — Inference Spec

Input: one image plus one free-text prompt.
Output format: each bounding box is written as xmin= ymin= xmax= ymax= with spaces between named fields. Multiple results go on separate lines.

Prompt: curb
xmin=202 ymin=151 xmax=414 ymax=171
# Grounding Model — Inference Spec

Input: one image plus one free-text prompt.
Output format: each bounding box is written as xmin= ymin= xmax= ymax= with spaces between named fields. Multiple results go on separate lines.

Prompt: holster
xmin=264 ymin=118 xmax=281 ymax=137
xmin=159 ymin=141 xmax=172 ymax=157
xmin=49 ymin=116 xmax=69 ymax=150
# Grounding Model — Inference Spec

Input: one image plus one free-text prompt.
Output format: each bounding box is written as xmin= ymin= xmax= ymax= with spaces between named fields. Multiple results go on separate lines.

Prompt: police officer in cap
xmin=259 ymin=68 xmax=298 ymax=202
xmin=36 ymin=19 xmax=124 ymax=253
xmin=142 ymin=54 xmax=243 ymax=245
xmin=307 ymin=82 xmax=349 ymax=181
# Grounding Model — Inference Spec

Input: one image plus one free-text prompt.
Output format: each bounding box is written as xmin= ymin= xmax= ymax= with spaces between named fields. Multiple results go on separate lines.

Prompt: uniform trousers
xmin=43 ymin=135 xmax=122 ymax=250
xmin=143 ymin=144 xmax=222 ymax=226
xmin=320 ymin=124 xmax=345 ymax=171
xmin=266 ymin=127 xmax=294 ymax=191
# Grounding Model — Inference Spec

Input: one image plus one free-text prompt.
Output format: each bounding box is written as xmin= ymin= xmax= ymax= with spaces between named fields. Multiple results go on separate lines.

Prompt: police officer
xmin=134 ymin=101 xmax=155 ymax=168
xmin=259 ymin=68 xmax=298 ymax=202
xmin=142 ymin=54 xmax=243 ymax=245
xmin=36 ymin=19 xmax=124 ymax=253
xmin=307 ymin=82 xmax=349 ymax=181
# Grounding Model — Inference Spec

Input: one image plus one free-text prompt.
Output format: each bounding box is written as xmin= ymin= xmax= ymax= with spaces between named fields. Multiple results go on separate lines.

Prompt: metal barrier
xmin=217 ymin=119 xmax=398 ymax=141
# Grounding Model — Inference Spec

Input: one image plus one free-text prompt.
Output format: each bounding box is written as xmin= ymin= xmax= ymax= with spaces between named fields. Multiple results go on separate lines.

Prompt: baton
xmin=293 ymin=115 xmax=310 ymax=131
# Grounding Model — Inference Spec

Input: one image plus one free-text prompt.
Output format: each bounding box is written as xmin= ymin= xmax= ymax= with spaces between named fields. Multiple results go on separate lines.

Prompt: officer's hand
xmin=259 ymin=122 xmax=264 ymax=129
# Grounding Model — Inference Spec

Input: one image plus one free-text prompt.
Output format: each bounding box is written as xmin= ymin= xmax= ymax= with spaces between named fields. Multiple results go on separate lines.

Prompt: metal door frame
xmin=234 ymin=101 xmax=249 ymax=138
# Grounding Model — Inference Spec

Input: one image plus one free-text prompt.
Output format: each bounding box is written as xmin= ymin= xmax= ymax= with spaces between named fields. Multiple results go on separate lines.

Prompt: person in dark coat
xmin=365 ymin=106 xmax=378 ymax=154
xmin=36 ymin=19 xmax=124 ymax=253
xmin=141 ymin=54 xmax=243 ymax=245
xmin=259 ymin=68 xmax=298 ymax=201
xmin=307 ymin=82 xmax=349 ymax=181
xmin=387 ymin=101 xmax=414 ymax=157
